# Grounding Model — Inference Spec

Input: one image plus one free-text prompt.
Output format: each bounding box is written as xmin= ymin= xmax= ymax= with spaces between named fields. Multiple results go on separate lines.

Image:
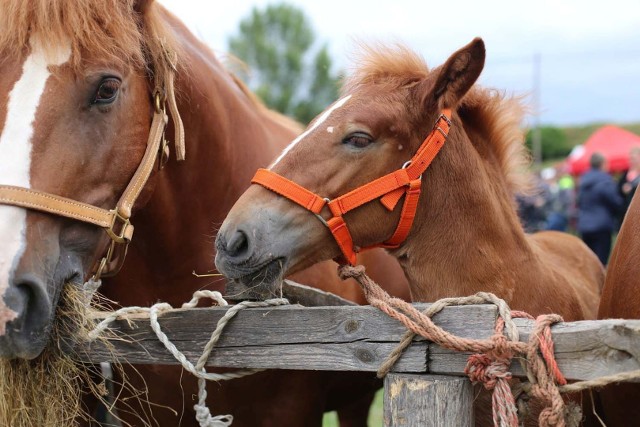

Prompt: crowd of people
xmin=517 ymin=147 xmax=640 ymax=265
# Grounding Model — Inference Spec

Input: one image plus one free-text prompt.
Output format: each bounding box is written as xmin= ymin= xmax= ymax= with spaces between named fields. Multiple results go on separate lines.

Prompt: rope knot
xmin=338 ymin=264 xmax=365 ymax=281
xmin=465 ymin=354 xmax=512 ymax=390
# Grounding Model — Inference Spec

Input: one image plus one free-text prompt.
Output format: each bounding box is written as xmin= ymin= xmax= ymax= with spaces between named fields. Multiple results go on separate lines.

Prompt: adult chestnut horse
xmin=597 ymin=190 xmax=640 ymax=426
xmin=0 ymin=1 xmax=408 ymax=426
xmin=216 ymin=38 xmax=603 ymax=424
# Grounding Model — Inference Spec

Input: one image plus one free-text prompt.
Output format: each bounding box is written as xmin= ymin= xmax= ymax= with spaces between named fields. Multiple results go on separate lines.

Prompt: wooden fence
xmin=72 ymin=282 xmax=640 ymax=426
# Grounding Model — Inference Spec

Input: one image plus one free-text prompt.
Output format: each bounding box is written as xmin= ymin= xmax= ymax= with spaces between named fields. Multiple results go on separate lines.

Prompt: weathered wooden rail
xmin=70 ymin=294 xmax=640 ymax=426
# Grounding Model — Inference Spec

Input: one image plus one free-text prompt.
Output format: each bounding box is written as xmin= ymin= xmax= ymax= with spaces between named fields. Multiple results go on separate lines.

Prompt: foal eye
xmin=343 ymin=132 xmax=374 ymax=148
xmin=93 ymin=78 xmax=121 ymax=105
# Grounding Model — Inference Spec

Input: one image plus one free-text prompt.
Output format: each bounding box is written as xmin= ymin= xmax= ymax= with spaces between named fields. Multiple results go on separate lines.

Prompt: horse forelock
xmin=341 ymin=43 xmax=430 ymax=95
xmin=341 ymin=43 xmax=532 ymax=196
xmin=0 ymin=0 xmax=179 ymax=89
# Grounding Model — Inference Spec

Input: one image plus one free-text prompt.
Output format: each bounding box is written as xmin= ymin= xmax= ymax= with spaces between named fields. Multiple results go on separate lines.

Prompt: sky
xmin=159 ymin=0 xmax=640 ymax=126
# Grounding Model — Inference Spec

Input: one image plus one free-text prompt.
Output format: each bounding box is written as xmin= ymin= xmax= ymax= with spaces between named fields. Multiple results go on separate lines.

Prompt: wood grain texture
xmin=383 ymin=374 xmax=473 ymax=426
xmin=72 ymin=304 xmax=640 ymax=381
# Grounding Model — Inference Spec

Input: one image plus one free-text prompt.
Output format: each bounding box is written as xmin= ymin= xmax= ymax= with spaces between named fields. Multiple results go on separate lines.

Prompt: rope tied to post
xmin=87 ymin=287 xmax=289 ymax=427
xmin=338 ymin=264 xmax=574 ymax=427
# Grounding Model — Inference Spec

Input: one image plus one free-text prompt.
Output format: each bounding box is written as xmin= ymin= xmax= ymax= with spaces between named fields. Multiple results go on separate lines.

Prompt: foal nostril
xmin=226 ymin=229 xmax=250 ymax=257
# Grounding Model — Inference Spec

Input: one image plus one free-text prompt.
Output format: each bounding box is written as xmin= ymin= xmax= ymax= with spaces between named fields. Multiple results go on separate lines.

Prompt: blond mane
xmin=0 ymin=0 xmax=178 ymax=89
xmin=342 ymin=43 xmax=531 ymax=194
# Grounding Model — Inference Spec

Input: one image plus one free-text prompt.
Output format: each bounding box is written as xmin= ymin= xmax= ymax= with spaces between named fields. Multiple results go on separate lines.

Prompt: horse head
xmin=216 ymin=38 xmax=486 ymax=292
xmin=0 ymin=0 xmax=176 ymax=359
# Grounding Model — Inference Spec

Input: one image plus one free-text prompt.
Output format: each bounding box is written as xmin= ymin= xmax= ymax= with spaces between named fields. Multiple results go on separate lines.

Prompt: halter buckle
xmin=439 ymin=113 xmax=452 ymax=126
xmin=106 ymin=210 xmax=132 ymax=244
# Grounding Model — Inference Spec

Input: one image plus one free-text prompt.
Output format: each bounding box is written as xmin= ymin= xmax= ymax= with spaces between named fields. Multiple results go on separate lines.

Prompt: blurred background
xmin=157 ymin=1 xmax=639 ymax=423
xmin=159 ymin=0 xmax=640 ymax=167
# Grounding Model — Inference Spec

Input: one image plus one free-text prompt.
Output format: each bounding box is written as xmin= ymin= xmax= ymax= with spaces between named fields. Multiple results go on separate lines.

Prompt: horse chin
xmin=223 ymin=257 xmax=287 ymax=301
xmin=0 ymin=324 xmax=50 ymax=360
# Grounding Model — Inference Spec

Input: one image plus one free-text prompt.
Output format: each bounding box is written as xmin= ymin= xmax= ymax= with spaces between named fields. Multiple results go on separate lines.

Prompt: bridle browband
xmin=251 ymin=108 xmax=452 ymax=265
xmin=0 ymin=53 xmax=185 ymax=281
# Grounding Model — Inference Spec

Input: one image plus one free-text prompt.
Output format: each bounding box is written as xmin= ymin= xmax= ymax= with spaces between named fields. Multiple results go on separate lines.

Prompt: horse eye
xmin=343 ymin=132 xmax=374 ymax=148
xmin=93 ymin=78 xmax=121 ymax=105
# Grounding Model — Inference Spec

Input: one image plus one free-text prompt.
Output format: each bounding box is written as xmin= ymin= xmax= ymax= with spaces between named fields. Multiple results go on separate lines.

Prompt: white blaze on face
xmin=269 ymin=95 xmax=352 ymax=168
xmin=0 ymin=39 xmax=71 ymax=334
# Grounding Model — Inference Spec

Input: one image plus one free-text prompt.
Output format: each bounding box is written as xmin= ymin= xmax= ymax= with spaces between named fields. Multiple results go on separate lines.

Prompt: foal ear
xmin=429 ymin=38 xmax=485 ymax=109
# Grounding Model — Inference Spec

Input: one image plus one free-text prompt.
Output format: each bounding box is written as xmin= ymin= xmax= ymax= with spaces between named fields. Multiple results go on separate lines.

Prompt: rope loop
xmin=86 ymin=283 xmax=289 ymax=427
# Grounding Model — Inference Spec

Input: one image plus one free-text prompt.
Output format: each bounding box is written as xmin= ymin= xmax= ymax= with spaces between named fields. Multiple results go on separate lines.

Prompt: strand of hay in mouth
xmin=0 ymin=283 xmax=123 ymax=427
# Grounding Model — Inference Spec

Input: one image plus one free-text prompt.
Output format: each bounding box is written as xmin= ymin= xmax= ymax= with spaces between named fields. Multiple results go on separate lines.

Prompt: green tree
xmin=526 ymin=126 xmax=572 ymax=161
xmin=228 ymin=3 xmax=340 ymax=124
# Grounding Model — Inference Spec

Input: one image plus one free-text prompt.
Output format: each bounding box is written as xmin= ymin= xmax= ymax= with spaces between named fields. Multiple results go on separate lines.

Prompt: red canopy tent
xmin=566 ymin=125 xmax=640 ymax=175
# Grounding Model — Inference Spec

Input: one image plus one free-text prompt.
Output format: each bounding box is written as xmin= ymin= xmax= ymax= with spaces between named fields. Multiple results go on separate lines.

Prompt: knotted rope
xmin=338 ymin=264 xmax=575 ymax=427
xmin=87 ymin=286 xmax=288 ymax=427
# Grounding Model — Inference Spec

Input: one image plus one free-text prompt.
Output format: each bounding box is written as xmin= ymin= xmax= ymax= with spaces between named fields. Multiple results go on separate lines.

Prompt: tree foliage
xmin=228 ymin=3 xmax=340 ymax=124
xmin=526 ymin=126 xmax=572 ymax=160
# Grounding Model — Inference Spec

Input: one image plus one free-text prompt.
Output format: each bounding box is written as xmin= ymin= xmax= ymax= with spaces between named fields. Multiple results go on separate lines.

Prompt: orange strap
xmin=251 ymin=109 xmax=452 ymax=265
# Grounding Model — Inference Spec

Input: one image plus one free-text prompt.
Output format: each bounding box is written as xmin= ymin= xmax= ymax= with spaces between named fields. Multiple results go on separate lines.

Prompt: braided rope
xmin=86 ymin=287 xmax=289 ymax=427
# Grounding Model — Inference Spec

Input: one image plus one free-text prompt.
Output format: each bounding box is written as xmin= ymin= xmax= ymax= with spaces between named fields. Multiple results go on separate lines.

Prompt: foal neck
xmin=395 ymin=124 xmax=533 ymax=303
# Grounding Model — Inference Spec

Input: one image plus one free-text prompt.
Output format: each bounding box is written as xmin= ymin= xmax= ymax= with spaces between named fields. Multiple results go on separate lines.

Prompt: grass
xmin=322 ymin=388 xmax=384 ymax=427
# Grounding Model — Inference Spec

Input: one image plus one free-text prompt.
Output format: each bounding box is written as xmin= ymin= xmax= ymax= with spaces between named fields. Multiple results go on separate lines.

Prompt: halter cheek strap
xmin=252 ymin=109 xmax=452 ymax=265
xmin=0 ymin=65 xmax=185 ymax=281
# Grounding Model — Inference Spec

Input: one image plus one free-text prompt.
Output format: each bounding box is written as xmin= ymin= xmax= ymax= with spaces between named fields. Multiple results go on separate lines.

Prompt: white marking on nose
xmin=269 ymin=95 xmax=352 ymax=168
xmin=0 ymin=39 xmax=71 ymax=334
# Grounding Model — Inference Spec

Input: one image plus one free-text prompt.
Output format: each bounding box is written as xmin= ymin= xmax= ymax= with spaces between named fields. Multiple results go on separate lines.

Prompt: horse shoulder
xmin=526 ymin=231 xmax=603 ymax=320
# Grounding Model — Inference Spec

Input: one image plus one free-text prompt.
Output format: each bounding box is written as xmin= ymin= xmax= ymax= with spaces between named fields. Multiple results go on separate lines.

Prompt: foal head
xmin=0 ymin=0 xmax=174 ymax=359
xmin=216 ymin=38 xmax=486 ymax=291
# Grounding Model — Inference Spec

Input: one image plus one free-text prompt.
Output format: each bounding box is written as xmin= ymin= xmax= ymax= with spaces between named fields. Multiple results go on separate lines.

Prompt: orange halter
xmin=251 ymin=109 xmax=452 ymax=265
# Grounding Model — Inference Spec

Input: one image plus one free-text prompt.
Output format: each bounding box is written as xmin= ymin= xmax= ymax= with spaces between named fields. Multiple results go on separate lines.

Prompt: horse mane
xmin=342 ymin=43 xmax=531 ymax=195
xmin=228 ymin=71 xmax=304 ymax=134
xmin=0 ymin=0 xmax=178 ymax=88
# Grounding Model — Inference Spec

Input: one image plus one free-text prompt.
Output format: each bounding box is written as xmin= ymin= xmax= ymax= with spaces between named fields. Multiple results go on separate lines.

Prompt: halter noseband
xmin=0 ymin=58 xmax=185 ymax=281
xmin=251 ymin=108 xmax=452 ymax=265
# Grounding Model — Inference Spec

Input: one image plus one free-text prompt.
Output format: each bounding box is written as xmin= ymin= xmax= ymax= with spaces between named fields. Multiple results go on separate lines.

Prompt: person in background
xmin=618 ymin=146 xmax=640 ymax=217
xmin=516 ymin=172 xmax=550 ymax=232
xmin=541 ymin=167 xmax=575 ymax=232
xmin=577 ymin=152 xmax=623 ymax=265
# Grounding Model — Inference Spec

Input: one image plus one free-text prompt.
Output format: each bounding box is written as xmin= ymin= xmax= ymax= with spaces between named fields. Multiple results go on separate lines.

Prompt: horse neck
xmin=104 ymin=21 xmax=295 ymax=305
xmin=396 ymin=124 xmax=534 ymax=303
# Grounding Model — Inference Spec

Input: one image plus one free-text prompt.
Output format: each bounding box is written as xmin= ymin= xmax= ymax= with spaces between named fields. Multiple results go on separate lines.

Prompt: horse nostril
xmin=226 ymin=229 xmax=250 ymax=257
xmin=11 ymin=275 xmax=51 ymax=334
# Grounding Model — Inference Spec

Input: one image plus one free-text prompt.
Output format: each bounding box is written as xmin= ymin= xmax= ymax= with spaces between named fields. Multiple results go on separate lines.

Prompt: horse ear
xmin=134 ymin=0 xmax=155 ymax=14
xmin=428 ymin=38 xmax=485 ymax=109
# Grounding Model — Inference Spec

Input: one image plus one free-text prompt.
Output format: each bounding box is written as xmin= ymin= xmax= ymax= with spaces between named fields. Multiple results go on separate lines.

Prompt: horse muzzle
xmin=0 ymin=273 xmax=52 ymax=359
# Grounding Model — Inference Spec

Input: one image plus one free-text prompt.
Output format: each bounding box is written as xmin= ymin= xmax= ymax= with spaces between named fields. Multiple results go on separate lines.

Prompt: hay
xmin=0 ymin=284 xmax=117 ymax=427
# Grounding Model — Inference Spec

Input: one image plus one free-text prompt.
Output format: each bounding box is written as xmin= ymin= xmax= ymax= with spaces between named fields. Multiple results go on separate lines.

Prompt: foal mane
xmin=0 ymin=0 xmax=178 ymax=88
xmin=342 ymin=43 xmax=531 ymax=195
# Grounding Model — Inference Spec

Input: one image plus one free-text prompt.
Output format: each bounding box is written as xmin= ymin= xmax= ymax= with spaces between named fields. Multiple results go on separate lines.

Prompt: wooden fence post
xmin=383 ymin=374 xmax=473 ymax=426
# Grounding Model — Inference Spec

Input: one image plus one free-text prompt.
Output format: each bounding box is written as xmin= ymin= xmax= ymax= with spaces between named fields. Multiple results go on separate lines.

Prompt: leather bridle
xmin=0 ymin=59 xmax=185 ymax=281
xmin=251 ymin=108 xmax=452 ymax=265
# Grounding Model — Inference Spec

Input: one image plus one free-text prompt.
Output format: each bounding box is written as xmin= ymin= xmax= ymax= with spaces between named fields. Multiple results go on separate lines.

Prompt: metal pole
xmin=532 ymin=52 xmax=542 ymax=164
